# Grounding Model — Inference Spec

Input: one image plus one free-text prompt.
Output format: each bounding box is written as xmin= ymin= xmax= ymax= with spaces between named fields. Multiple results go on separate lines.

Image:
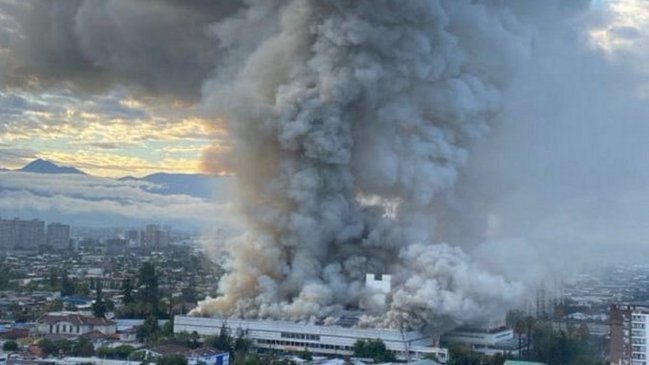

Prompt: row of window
xmin=633 ymin=315 xmax=647 ymax=322
xmin=257 ymin=339 xmax=352 ymax=352
xmin=50 ymin=324 xmax=81 ymax=334
xmin=633 ymin=338 xmax=647 ymax=344
xmin=280 ymin=332 xmax=320 ymax=341
xmin=255 ymin=339 xmax=447 ymax=360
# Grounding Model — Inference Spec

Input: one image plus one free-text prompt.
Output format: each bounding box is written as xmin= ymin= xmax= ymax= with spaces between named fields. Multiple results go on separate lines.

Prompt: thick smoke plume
xmin=195 ymin=0 xmax=537 ymax=331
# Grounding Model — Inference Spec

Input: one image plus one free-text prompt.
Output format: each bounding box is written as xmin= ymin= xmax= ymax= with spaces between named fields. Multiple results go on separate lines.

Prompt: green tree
xmin=92 ymin=282 xmax=107 ymax=318
xmin=524 ymin=315 xmax=536 ymax=358
xmin=122 ymin=278 xmax=135 ymax=304
xmin=189 ymin=331 xmax=201 ymax=349
xmin=234 ymin=333 xmax=251 ymax=355
xmin=529 ymin=322 xmax=605 ymax=365
xmin=137 ymin=315 xmax=161 ymax=343
xmin=129 ymin=350 xmax=148 ymax=361
xmin=45 ymin=299 xmax=64 ymax=312
xmin=447 ymin=346 xmax=483 ymax=365
xmin=235 ymin=354 xmax=260 ymax=365
xmin=205 ymin=324 xmax=233 ymax=354
xmin=38 ymin=338 xmax=57 ymax=356
xmin=74 ymin=337 xmax=95 ymax=357
xmin=514 ymin=319 xmax=526 ymax=358
xmin=105 ymin=298 xmax=115 ymax=311
xmin=352 ymin=339 xmax=395 ymax=363
xmin=182 ymin=276 xmax=198 ymax=304
xmin=75 ymin=281 xmax=91 ymax=297
xmin=139 ymin=262 xmax=160 ymax=316
xmin=162 ymin=319 xmax=175 ymax=337
xmin=3 ymin=340 xmax=18 ymax=351
xmin=60 ymin=270 xmax=75 ymax=297
xmin=297 ymin=349 xmax=312 ymax=361
xmin=157 ymin=354 xmax=188 ymax=365
xmin=48 ymin=268 xmax=60 ymax=290
xmin=97 ymin=345 xmax=134 ymax=360
xmin=54 ymin=339 xmax=72 ymax=356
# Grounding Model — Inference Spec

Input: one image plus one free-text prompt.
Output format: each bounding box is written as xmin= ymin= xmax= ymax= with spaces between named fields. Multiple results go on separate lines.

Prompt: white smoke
xmin=193 ymin=0 xmax=539 ymax=331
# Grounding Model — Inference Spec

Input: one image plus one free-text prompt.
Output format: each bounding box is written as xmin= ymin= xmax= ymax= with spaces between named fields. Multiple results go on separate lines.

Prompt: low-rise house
xmin=186 ymin=347 xmax=230 ymax=365
xmin=146 ymin=345 xmax=230 ymax=365
xmin=117 ymin=327 xmax=137 ymax=343
xmin=0 ymin=323 xmax=34 ymax=340
xmin=35 ymin=313 xmax=116 ymax=338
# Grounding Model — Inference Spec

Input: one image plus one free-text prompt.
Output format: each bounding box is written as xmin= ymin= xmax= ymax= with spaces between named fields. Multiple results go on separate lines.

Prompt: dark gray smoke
xmin=0 ymin=0 xmax=242 ymax=98
xmin=193 ymin=0 xmax=544 ymax=330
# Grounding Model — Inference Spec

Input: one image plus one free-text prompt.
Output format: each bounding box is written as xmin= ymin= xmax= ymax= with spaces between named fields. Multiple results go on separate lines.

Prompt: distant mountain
xmin=1 ymin=159 xmax=230 ymax=200
xmin=19 ymin=159 xmax=86 ymax=175
xmin=119 ymin=172 xmax=232 ymax=200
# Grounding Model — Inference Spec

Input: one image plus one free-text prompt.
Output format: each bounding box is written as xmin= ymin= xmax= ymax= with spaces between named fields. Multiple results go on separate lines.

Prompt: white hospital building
xmin=173 ymin=315 xmax=448 ymax=363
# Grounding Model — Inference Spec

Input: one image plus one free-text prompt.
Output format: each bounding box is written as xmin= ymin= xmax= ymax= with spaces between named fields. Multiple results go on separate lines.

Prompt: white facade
xmin=443 ymin=328 xmax=513 ymax=346
xmin=187 ymin=351 xmax=230 ymax=365
xmin=174 ymin=316 xmax=448 ymax=363
xmin=35 ymin=312 xmax=117 ymax=338
xmin=442 ymin=327 xmax=516 ymax=356
xmin=631 ymin=312 xmax=649 ymax=365
xmin=366 ymin=274 xmax=391 ymax=294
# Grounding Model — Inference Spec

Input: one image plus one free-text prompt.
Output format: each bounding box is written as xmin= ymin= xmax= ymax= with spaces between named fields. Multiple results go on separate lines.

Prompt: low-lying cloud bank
xmin=0 ymin=171 xmax=237 ymax=231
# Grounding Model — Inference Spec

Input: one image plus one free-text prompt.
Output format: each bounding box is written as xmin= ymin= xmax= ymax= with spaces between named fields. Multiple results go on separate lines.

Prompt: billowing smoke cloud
xmin=0 ymin=0 xmax=242 ymax=98
xmin=194 ymin=0 xmax=545 ymax=331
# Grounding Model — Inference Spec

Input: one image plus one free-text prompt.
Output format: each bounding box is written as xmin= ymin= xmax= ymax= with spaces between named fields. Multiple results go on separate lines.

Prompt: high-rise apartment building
xmin=144 ymin=224 xmax=160 ymax=247
xmin=0 ymin=218 xmax=16 ymax=249
xmin=611 ymin=303 xmax=649 ymax=365
xmin=143 ymin=224 xmax=170 ymax=248
xmin=0 ymin=217 xmax=45 ymax=250
xmin=46 ymin=223 xmax=71 ymax=249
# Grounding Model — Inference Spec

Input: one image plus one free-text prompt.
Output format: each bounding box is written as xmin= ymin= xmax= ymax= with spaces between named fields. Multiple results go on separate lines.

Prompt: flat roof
xmin=504 ymin=361 xmax=548 ymax=365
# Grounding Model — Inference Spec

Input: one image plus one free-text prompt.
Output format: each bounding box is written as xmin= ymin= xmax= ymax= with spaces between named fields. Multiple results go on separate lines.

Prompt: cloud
xmin=0 ymin=170 xmax=239 ymax=231
xmin=0 ymin=145 xmax=36 ymax=167
xmin=0 ymin=89 xmax=217 ymax=142
xmin=35 ymin=151 xmax=203 ymax=178
xmin=0 ymin=87 xmax=227 ymax=175
xmin=0 ymin=0 xmax=243 ymax=99
xmin=0 ymin=2 xmax=237 ymax=178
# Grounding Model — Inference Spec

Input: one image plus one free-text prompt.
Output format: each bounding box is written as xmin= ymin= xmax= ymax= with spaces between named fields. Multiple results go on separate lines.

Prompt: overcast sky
xmin=0 ymin=0 xmax=640 ymax=178
xmin=0 ymin=0 xmax=240 ymax=177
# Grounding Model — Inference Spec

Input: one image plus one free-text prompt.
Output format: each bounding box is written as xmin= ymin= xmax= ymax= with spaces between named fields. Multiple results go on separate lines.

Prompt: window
xmin=281 ymin=332 xmax=320 ymax=341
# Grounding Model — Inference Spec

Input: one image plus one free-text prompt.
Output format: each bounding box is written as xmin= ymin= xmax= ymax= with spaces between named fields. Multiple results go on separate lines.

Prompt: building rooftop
xmin=504 ymin=361 xmax=548 ymax=365
xmin=37 ymin=313 xmax=115 ymax=326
